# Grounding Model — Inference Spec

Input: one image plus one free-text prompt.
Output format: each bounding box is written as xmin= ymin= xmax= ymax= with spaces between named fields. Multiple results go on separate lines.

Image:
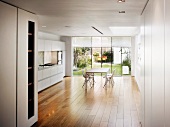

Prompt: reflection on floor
xmin=35 ymin=76 xmax=141 ymax=127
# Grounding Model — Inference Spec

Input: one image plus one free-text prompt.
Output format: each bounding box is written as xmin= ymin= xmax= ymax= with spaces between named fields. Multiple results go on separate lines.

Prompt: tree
xmin=73 ymin=47 xmax=90 ymax=68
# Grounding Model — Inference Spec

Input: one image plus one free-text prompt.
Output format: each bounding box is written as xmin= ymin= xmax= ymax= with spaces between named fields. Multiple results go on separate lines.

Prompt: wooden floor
xmin=35 ymin=76 xmax=141 ymax=127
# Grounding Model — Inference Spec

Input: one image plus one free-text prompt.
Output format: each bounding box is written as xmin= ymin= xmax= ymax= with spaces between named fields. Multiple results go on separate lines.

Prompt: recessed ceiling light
xmin=118 ymin=0 xmax=125 ymax=2
xmin=42 ymin=26 xmax=46 ymax=27
xmin=119 ymin=11 xmax=125 ymax=13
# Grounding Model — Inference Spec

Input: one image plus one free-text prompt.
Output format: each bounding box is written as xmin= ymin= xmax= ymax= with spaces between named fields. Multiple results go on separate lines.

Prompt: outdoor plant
xmin=74 ymin=47 xmax=90 ymax=68
xmin=102 ymin=51 xmax=113 ymax=62
xmin=93 ymin=52 xmax=100 ymax=62
xmin=122 ymin=56 xmax=131 ymax=71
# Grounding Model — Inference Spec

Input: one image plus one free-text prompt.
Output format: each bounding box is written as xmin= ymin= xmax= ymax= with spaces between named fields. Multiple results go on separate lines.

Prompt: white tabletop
xmin=86 ymin=68 xmax=110 ymax=73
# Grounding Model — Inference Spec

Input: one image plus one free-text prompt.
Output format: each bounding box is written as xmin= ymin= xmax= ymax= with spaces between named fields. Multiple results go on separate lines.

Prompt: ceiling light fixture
xmin=42 ymin=26 xmax=46 ymax=27
xmin=118 ymin=0 xmax=125 ymax=2
xmin=65 ymin=26 xmax=71 ymax=27
xmin=92 ymin=26 xmax=103 ymax=35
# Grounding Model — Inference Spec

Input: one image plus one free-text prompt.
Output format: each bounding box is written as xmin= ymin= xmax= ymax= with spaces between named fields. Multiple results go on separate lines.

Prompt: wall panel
xmin=0 ymin=2 xmax=17 ymax=127
xmin=165 ymin=0 xmax=170 ymax=126
xmin=18 ymin=8 xmax=38 ymax=127
xmin=151 ymin=0 xmax=165 ymax=126
xmin=144 ymin=1 xmax=152 ymax=127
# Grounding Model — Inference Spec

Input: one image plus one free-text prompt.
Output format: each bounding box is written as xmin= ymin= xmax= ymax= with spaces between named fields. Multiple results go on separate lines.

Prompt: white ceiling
xmin=2 ymin=0 xmax=147 ymax=36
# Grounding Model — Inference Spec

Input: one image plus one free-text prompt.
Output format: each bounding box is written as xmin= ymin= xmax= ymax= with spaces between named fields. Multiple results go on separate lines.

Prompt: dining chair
xmin=103 ymin=69 xmax=116 ymax=88
xmin=82 ymin=69 xmax=93 ymax=88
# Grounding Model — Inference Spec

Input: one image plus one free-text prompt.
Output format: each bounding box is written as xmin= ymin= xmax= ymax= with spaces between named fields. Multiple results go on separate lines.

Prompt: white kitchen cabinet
xmin=51 ymin=66 xmax=58 ymax=76
xmin=43 ymin=68 xmax=51 ymax=78
xmin=38 ymin=70 xmax=43 ymax=81
xmin=52 ymin=41 xmax=64 ymax=51
xmin=44 ymin=40 xmax=52 ymax=51
xmin=44 ymin=78 xmax=51 ymax=88
xmin=57 ymin=65 xmax=63 ymax=73
xmin=38 ymin=39 xmax=45 ymax=51
xmin=50 ymin=75 xmax=58 ymax=85
xmin=38 ymin=65 xmax=63 ymax=92
xmin=51 ymin=41 xmax=58 ymax=51
xmin=38 ymin=80 xmax=45 ymax=92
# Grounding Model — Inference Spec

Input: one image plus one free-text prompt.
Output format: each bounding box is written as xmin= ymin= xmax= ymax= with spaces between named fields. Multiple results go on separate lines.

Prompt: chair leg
xmin=82 ymin=78 xmax=88 ymax=88
xmin=103 ymin=78 xmax=108 ymax=88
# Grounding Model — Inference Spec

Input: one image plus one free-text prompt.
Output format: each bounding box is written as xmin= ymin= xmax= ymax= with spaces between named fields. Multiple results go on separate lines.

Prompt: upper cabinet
xmin=38 ymin=39 xmax=44 ymax=51
xmin=52 ymin=41 xmax=65 ymax=51
xmin=44 ymin=40 xmax=52 ymax=51
xmin=38 ymin=39 xmax=65 ymax=52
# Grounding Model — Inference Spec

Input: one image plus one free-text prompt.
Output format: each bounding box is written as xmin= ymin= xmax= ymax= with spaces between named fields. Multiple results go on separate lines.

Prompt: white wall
xmin=143 ymin=1 xmax=152 ymax=126
xmin=0 ymin=2 xmax=38 ymax=127
xmin=17 ymin=8 xmax=38 ymax=127
xmin=135 ymin=31 xmax=144 ymax=92
xmin=61 ymin=36 xmax=73 ymax=77
xmin=0 ymin=2 xmax=17 ymax=127
xmin=165 ymin=0 xmax=170 ymax=126
xmin=135 ymin=0 xmax=170 ymax=126
xmin=131 ymin=36 xmax=136 ymax=76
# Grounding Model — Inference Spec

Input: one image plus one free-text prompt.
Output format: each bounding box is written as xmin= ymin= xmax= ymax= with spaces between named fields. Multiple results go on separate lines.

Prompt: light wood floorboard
xmin=33 ymin=76 xmax=141 ymax=127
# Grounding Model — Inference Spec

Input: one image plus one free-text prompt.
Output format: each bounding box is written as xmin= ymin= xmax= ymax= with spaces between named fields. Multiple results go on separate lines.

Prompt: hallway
xmin=36 ymin=76 xmax=141 ymax=127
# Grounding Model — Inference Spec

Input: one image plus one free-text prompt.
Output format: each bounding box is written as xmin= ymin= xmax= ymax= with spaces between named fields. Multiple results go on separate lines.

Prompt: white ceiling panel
xmin=2 ymin=0 xmax=147 ymax=36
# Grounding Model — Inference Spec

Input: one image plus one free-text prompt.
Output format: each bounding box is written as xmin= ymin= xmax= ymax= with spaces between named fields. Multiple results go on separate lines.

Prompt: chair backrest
xmin=111 ymin=69 xmax=116 ymax=78
xmin=82 ymin=68 xmax=88 ymax=78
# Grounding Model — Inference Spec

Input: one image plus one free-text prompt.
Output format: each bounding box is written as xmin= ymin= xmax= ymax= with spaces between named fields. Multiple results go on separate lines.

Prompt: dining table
xmin=85 ymin=68 xmax=110 ymax=88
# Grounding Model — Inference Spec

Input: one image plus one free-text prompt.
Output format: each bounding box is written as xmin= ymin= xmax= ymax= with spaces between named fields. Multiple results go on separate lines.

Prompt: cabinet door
xmin=51 ymin=41 xmax=58 ymax=51
xmin=51 ymin=75 xmax=58 ymax=85
xmin=51 ymin=73 xmax=63 ymax=85
xmin=43 ymin=68 xmax=51 ymax=78
xmin=38 ymin=80 xmax=45 ymax=92
xmin=44 ymin=78 xmax=51 ymax=88
xmin=44 ymin=40 xmax=51 ymax=51
xmin=51 ymin=66 xmax=58 ymax=76
xmin=38 ymin=70 xmax=43 ymax=81
xmin=38 ymin=39 xmax=44 ymax=51
xmin=57 ymin=65 xmax=63 ymax=73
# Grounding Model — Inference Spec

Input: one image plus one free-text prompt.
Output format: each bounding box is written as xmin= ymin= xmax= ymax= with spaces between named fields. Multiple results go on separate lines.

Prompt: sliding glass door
xmin=72 ymin=37 xmax=131 ymax=76
xmin=121 ymin=47 xmax=131 ymax=75
xmin=112 ymin=47 xmax=122 ymax=76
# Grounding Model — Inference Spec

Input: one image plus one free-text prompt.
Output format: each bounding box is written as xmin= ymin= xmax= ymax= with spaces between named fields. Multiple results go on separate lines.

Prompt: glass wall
xmin=73 ymin=37 xmax=92 ymax=75
xmin=72 ymin=37 xmax=131 ymax=76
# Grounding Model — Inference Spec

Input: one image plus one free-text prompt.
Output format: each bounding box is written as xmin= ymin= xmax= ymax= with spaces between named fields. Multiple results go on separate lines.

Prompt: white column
xmin=61 ymin=36 xmax=73 ymax=76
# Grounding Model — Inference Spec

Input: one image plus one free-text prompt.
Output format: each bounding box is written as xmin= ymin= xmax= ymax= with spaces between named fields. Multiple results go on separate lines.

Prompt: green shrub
xmin=122 ymin=57 xmax=131 ymax=71
xmin=77 ymin=58 xmax=88 ymax=68
xmin=102 ymin=51 xmax=113 ymax=62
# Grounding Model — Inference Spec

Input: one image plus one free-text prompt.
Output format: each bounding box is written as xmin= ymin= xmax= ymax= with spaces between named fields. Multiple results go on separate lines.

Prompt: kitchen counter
xmin=38 ymin=64 xmax=62 ymax=71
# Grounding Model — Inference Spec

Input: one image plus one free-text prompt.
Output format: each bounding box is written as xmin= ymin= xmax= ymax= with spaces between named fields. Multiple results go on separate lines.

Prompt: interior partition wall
xmin=72 ymin=37 xmax=131 ymax=76
xmin=0 ymin=2 xmax=38 ymax=127
xmin=0 ymin=2 xmax=17 ymax=127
